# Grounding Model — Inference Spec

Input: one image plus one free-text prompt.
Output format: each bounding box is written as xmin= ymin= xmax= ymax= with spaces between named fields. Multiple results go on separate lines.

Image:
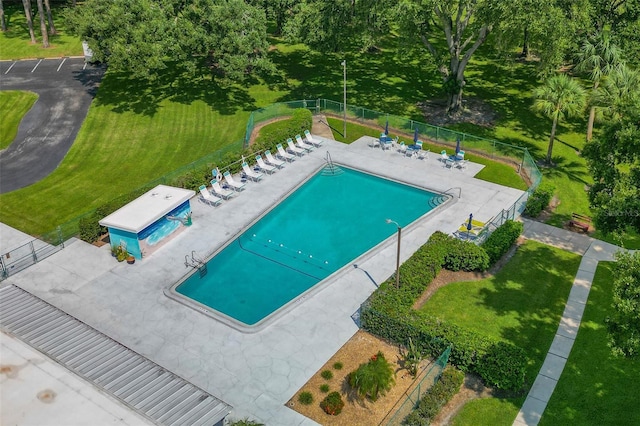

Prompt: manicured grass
xmin=0 ymin=4 xmax=83 ymax=59
xmin=420 ymin=241 xmax=581 ymax=381
xmin=0 ymin=91 xmax=38 ymax=149
xmin=539 ymin=262 xmax=640 ymax=426
xmin=451 ymin=397 xmax=523 ymax=426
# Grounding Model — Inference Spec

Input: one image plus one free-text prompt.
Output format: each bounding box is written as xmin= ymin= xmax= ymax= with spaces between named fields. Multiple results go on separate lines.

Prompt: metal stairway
xmin=0 ymin=285 xmax=231 ymax=426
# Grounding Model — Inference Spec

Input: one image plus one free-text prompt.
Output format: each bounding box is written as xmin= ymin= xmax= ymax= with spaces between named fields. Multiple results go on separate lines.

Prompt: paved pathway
xmin=514 ymin=218 xmax=625 ymax=426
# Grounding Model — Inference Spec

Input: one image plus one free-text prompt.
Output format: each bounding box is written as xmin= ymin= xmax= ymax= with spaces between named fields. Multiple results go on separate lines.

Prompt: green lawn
xmin=0 ymin=4 xmax=83 ymax=59
xmin=539 ymin=262 xmax=640 ymax=426
xmin=0 ymin=91 xmax=38 ymax=149
xmin=422 ymin=241 xmax=581 ymax=425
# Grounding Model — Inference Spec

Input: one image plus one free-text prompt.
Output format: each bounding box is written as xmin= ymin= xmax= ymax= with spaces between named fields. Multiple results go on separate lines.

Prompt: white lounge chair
xmin=397 ymin=141 xmax=407 ymax=155
xmin=304 ymin=129 xmax=322 ymax=147
xmin=199 ymin=185 xmax=222 ymax=206
xmin=223 ymin=171 xmax=246 ymax=191
xmin=295 ymin=134 xmax=314 ymax=152
xmin=264 ymin=150 xmax=285 ymax=168
xmin=242 ymin=162 xmax=263 ymax=182
xmin=210 ymin=179 xmax=234 ymax=199
xmin=255 ymin=155 xmax=276 ymax=174
xmin=418 ymin=147 xmax=430 ymax=160
xmin=286 ymin=138 xmax=305 ymax=157
xmin=456 ymin=159 xmax=469 ymax=171
xmin=276 ymin=144 xmax=296 ymax=162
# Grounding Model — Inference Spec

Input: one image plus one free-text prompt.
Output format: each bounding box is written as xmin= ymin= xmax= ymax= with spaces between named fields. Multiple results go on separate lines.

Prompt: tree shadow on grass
xmin=539 ymin=155 xmax=591 ymax=186
xmin=476 ymin=243 xmax=581 ymax=377
xmin=93 ymin=62 xmax=258 ymax=116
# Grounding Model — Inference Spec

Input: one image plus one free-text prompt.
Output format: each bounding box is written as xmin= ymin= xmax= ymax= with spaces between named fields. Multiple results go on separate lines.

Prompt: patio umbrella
xmin=384 ymin=118 xmax=389 ymax=136
xmin=413 ymin=127 xmax=419 ymax=144
xmin=455 ymin=137 xmax=461 ymax=155
xmin=466 ymin=213 xmax=473 ymax=239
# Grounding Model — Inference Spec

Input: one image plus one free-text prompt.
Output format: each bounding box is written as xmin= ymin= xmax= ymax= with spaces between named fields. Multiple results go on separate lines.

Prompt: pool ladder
xmin=322 ymin=151 xmax=344 ymax=176
xmin=185 ymin=251 xmax=207 ymax=277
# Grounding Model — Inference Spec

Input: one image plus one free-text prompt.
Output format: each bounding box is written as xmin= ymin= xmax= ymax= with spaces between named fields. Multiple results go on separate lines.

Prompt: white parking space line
xmin=4 ymin=61 xmax=17 ymax=74
xmin=31 ymin=59 xmax=43 ymax=73
xmin=57 ymin=58 xmax=67 ymax=72
xmin=82 ymin=61 xmax=87 ymax=70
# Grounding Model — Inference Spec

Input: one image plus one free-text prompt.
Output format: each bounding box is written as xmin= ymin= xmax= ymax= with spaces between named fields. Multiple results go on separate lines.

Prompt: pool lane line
xmin=56 ymin=57 xmax=67 ymax=72
xmin=4 ymin=61 xmax=17 ymax=74
xmin=31 ymin=59 xmax=43 ymax=73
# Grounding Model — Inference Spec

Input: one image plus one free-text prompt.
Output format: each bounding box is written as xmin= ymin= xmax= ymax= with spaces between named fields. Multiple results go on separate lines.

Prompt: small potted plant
xmin=126 ymin=254 xmax=135 ymax=264
xmin=113 ymin=245 xmax=128 ymax=262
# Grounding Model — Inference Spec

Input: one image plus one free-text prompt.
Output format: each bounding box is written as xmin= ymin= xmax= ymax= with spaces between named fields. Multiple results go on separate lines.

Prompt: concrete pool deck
xmin=1 ymin=136 xmax=525 ymax=424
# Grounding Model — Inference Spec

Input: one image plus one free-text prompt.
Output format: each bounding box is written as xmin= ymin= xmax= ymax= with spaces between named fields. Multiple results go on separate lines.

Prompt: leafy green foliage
xmin=333 ymin=361 xmax=343 ymax=370
xmin=319 ymin=383 xmax=330 ymax=393
xmin=319 ymin=391 xmax=344 ymax=416
xmin=399 ymin=337 xmax=422 ymax=378
xmin=298 ymin=391 xmax=313 ymax=405
xmin=477 ymin=342 xmax=527 ymax=390
xmin=481 ymin=220 xmax=523 ymax=266
xmin=606 ymin=251 xmax=640 ymax=358
xmin=320 ymin=370 xmax=333 ymax=380
xmin=524 ymin=183 xmax=555 ymax=218
xmin=252 ymin=108 xmax=313 ymax=152
xmin=226 ymin=418 xmax=265 ymax=426
xmin=78 ymin=214 xmax=102 ymax=243
xmin=402 ymin=367 xmax=464 ymax=425
xmin=348 ymin=351 xmax=395 ymax=402
xmin=439 ymin=233 xmax=490 ymax=272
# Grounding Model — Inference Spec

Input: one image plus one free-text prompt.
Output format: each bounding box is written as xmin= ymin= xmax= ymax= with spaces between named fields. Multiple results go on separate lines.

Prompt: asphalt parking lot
xmin=0 ymin=57 xmax=104 ymax=193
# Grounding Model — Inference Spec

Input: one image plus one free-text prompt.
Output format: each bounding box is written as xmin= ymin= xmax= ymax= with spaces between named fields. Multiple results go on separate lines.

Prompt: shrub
xmin=226 ymin=419 xmax=264 ymax=426
xmin=78 ymin=213 xmax=102 ymax=243
xmin=321 ymin=369 xmax=333 ymax=380
xmin=524 ymin=183 xmax=555 ymax=218
xmin=606 ymin=251 xmax=640 ymax=358
xmin=320 ymin=391 xmax=344 ymax=416
xmin=349 ymin=351 xmax=395 ymax=401
xmin=333 ymin=361 xmax=343 ymax=370
xmin=298 ymin=391 xmax=313 ymax=405
xmin=319 ymin=384 xmax=330 ymax=393
xmin=253 ymin=108 xmax=313 ymax=152
xmin=441 ymin=236 xmax=490 ymax=272
xmin=402 ymin=367 xmax=464 ymax=425
xmin=481 ymin=220 xmax=523 ymax=266
xmin=476 ymin=341 xmax=527 ymax=390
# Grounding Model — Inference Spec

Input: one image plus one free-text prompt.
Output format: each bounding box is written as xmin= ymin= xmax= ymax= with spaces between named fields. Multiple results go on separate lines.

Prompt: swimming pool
xmin=170 ymin=165 xmax=449 ymax=330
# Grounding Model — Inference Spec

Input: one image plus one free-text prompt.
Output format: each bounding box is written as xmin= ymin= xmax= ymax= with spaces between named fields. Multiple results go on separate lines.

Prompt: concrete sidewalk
xmin=514 ymin=219 xmax=624 ymax=426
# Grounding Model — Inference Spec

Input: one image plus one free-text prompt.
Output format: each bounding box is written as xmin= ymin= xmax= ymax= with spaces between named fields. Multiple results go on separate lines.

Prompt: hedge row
xmin=524 ymin=183 xmax=555 ymax=218
xmin=481 ymin=220 xmax=524 ymax=266
xmin=78 ymin=109 xmax=313 ymax=243
xmin=361 ymin=224 xmax=527 ymax=391
xmin=402 ymin=367 xmax=465 ymax=425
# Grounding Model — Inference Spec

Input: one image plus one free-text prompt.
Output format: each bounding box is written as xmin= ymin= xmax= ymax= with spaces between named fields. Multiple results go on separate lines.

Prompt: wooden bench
xmin=568 ymin=213 xmax=592 ymax=232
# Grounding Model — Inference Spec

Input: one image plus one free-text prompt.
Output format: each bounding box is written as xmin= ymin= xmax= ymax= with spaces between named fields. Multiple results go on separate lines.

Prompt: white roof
xmin=99 ymin=185 xmax=195 ymax=233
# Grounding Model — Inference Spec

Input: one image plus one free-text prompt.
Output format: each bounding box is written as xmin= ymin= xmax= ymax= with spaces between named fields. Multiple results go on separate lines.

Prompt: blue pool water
xmin=175 ymin=166 xmax=446 ymax=327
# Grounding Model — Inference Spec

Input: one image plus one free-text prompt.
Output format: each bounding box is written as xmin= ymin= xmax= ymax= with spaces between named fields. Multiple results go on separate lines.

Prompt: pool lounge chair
xmin=264 ymin=150 xmax=285 ymax=168
xmin=397 ymin=141 xmax=407 ymax=155
xmin=255 ymin=155 xmax=276 ymax=174
xmin=295 ymin=134 xmax=314 ymax=152
xmin=223 ymin=171 xmax=246 ymax=191
xmin=286 ymin=138 xmax=305 ymax=157
xmin=276 ymin=144 xmax=296 ymax=162
xmin=199 ymin=185 xmax=222 ymax=206
xmin=242 ymin=162 xmax=264 ymax=182
xmin=210 ymin=179 xmax=234 ymax=199
xmin=304 ymin=130 xmax=323 ymax=147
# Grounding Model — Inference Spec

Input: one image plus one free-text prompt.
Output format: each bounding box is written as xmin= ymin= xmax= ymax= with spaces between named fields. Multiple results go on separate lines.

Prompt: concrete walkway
xmin=514 ymin=218 xmax=624 ymax=426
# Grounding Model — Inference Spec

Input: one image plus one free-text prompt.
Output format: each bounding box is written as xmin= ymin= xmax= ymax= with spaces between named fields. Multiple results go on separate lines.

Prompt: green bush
xmin=298 ymin=391 xmax=313 ymax=405
xmin=321 ymin=369 xmax=333 ymax=380
xmin=433 ymin=231 xmax=489 ymax=272
xmin=361 ymin=230 xmax=529 ymax=391
xmin=78 ymin=213 xmax=102 ymax=243
xmin=481 ymin=220 xmax=523 ymax=266
xmin=333 ymin=361 xmax=343 ymax=370
xmin=524 ymin=183 xmax=555 ymax=218
xmin=253 ymin=108 xmax=313 ymax=151
xmin=348 ymin=351 xmax=395 ymax=401
xmin=402 ymin=367 xmax=464 ymax=425
xmin=320 ymin=391 xmax=345 ymax=416
xmin=320 ymin=383 xmax=330 ymax=393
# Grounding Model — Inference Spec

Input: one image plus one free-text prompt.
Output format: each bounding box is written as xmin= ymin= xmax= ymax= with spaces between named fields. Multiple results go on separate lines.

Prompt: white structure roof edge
xmin=99 ymin=185 xmax=195 ymax=233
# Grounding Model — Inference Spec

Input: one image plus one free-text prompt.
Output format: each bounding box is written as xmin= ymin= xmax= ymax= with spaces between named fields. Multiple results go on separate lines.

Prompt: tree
xmin=35 ymin=0 xmax=49 ymax=48
xmin=1 ymin=0 xmax=6 ymax=32
xmin=395 ymin=0 xmax=499 ymax=115
xmin=531 ymin=74 xmax=587 ymax=164
xmin=606 ymin=251 xmax=640 ymax=358
xmin=65 ymin=0 xmax=273 ymax=81
xmin=574 ymin=31 xmax=623 ymax=141
xmin=22 ymin=0 xmax=36 ymax=43
xmin=43 ymin=0 xmax=57 ymax=35
xmin=583 ymin=90 xmax=640 ymax=234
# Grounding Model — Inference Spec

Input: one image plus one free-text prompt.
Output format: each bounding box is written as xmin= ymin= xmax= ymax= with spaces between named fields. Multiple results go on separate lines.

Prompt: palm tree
xmin=574 ymin=31 xmax=623 ymax=141
xmin=532 ymin=74 xmax=587 ymax=165
xmin=593 ymin=65 xmax=640 ymax=121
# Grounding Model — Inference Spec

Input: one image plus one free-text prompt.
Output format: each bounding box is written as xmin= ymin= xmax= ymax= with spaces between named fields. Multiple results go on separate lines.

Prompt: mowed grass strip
xmin=539 ymin=262 xmax=640 ymax=426
xmin=0 ymin=91 xmax=38 ymax=149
